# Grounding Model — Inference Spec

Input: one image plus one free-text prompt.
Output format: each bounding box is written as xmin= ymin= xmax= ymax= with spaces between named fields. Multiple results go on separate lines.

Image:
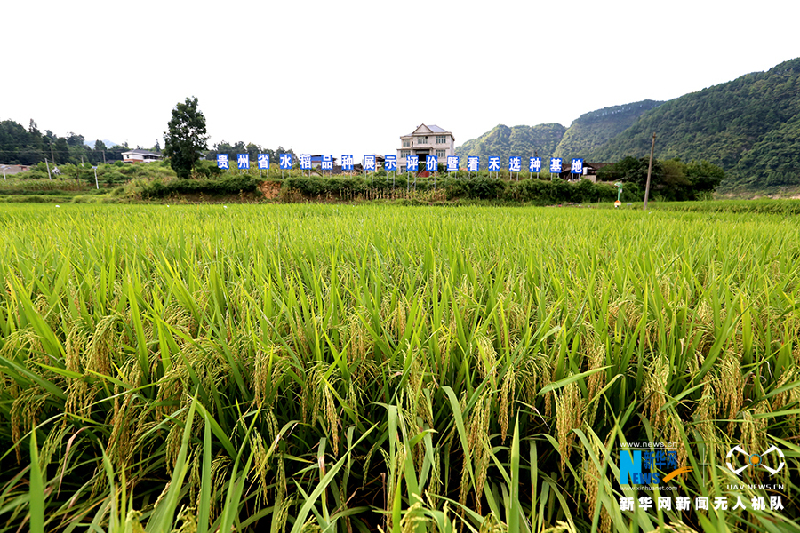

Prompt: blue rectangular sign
xmin=447 ymin=155 xmax=459 ymax=172
xmin=426 ymin=155 xmax=437 ymax=172
xmin=341 ymin=155 xmax=354 ymax=171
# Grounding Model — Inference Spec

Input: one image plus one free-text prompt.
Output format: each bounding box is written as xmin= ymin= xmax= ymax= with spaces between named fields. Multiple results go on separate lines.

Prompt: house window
xmin=403 ymin=140 xmax=411 ymax=147
xmin=418 ymin=136 xmax=428 ymax=145
xmin=401 ymin=150 xmax=411 ymax=157
xmin=436 ymin=136 xmax=447 ymax=144
xmin=436 ymin=149 xmax=445 ymax=158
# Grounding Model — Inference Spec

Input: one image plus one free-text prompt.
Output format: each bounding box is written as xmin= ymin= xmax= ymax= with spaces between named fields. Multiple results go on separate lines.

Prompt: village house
xmin=557 ymin=161 xmax=608 ymax=182
xmin=122 ymin=149 xmax=162 ymax=163
xmin=0 ymin=164 xmax=32 ymax=176
xmin=397 ymin=124 xmax=455 ymax=172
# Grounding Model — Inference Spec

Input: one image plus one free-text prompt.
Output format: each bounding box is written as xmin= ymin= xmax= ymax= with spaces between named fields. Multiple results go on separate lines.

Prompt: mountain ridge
xmin=455 ymin=57 xmax=800 ymax=190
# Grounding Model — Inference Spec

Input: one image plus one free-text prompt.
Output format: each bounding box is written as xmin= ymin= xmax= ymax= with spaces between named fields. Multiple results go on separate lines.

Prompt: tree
xmin=66 ymin=132 xmax=84 ymax=147
xmin=163 ymin=96 xmax=208 ymax=178
xmin=685 ymin=160 xmax=724 ymax=192
xmin=54 ymin=137 xmax=70 ymax=164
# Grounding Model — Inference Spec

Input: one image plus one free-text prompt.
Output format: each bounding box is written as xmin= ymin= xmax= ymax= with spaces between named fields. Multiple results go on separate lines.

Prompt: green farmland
xmin=0 ymin=204 xmax=798 ymax=532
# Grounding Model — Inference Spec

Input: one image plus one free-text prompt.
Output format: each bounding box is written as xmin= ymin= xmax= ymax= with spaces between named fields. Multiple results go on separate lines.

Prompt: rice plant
xmin=0 ymin=203 xmax=798 ymax=532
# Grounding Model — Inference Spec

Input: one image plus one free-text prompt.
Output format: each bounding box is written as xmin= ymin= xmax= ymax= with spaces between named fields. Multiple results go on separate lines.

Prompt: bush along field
xmin=1 ymin=204 xmax=799 ymax=532
xmin=278 ymin=172 xmax=636 ymax=205
xmin=2 ymin=162 xmax=646 ymax=205
xmin=0 ymin=161 xmax=177 ymax=203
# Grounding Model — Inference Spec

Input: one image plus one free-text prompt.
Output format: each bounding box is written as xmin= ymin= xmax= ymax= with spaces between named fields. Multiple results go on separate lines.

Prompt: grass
xmin=0 ymin=203 xmax=798 ymax=532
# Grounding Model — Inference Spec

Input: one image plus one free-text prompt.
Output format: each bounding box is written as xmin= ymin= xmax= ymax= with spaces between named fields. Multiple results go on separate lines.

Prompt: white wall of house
xmin=122 ymin=151 xmax=161 ymax=163
xmin=397 ymin=124 xmax=455 ymax=171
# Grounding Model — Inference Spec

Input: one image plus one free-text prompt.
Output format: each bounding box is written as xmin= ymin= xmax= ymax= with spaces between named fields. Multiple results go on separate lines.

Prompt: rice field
xmin=0 ymin=203 xmax=798 ymax=532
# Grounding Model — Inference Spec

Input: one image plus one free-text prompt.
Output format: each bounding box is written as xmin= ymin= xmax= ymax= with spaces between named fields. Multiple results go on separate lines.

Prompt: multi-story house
xmin=122 ymin=149 xmax=162 ymax=163
xmin=397 ymin=124 xmax=455 ymax=172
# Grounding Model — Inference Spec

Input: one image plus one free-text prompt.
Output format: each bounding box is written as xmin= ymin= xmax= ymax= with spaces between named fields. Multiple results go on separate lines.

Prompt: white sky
xmin=3 ymin=0 xmax=799 ymax=160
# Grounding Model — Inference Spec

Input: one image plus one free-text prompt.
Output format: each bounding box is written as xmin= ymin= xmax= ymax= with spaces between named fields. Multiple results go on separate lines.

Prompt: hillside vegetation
xmin=554 ymin=100 xmax=664 ymax=157
xmin=455 ymin=123 xmax=565 ymax=161
xmin=454 ymin=101 xmax=662 ymax=164
xmin=589 ymin=58 xmax=800 ymax=191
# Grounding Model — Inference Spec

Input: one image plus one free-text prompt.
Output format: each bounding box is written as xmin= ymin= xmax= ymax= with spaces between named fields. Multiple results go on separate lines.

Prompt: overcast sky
xmin=3 ymin=0 xmax=799 ymax=160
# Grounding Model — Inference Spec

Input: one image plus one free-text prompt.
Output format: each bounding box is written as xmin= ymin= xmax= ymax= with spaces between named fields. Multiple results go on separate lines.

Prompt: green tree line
xmin=597 ymin=156 xmax=725 ymax=201
xmin=205 ymin=141 xmax=296 ymax=165
xmin=0 ymin=119 xmax=135 ymax=165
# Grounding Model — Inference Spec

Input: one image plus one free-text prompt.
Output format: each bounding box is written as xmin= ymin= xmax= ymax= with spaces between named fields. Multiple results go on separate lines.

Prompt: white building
xmin=397 ymin=124 xmax=455 ymax=172
xmin=122 ymin=149 xmax=162 ymax=163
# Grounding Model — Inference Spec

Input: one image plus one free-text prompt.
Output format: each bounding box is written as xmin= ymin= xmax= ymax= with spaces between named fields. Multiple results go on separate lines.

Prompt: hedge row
xmin=135 ymin=176 xmax=262 ymax=199
xmin=283 ymin=176 xmax=643 ymax=204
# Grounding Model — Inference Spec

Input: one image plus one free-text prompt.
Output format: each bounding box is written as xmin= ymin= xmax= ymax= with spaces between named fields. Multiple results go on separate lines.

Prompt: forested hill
xmin=553 ymin=100 xmax=664 ymax=157
xmin=454 ymin=124 xmax=565 ymax=161
xmin=589 ymin=58 xmax=800 ymax=190
xmin=455 ymin=101 xmax=662 ymax=163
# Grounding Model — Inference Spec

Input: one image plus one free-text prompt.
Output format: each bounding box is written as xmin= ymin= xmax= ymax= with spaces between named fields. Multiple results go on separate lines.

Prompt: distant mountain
xmin=454 ymin=101 xmax=662 ymax=165
xmin=588 ymin=58 xmax=800 ymax=190
xmin=84 ymin=139 xmax=118 ymax=148
xmin=554 ymin=100 xmax=664 ymax=157
xmin=455 ymin=124 xmax=566 ymax=161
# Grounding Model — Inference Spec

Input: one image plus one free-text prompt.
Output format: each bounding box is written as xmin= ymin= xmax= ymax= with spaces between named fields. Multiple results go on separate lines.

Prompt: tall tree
xmin=66 ymin=132 xmax=84 ymax=147
xmin=163 ymin=96 xmax=208 ymax=178
xmin=54 ymin=137 xmax=70 ymax=164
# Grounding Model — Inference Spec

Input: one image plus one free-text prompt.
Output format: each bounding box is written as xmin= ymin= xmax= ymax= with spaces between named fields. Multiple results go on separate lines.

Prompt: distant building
xmin=0 ymin=164 xmax=32 ymax=175
xmin=558 ymin=161 xmax=608 ymax=182
xmin=583 ymin=162 xmax=608 ymax=182
xmin=398 ymin=124 xmax=455 ymax=172
xmin=310 ymin=155 xmax=339 ymax=169
xmin=122 ymin=149 xmax=162 ymax=163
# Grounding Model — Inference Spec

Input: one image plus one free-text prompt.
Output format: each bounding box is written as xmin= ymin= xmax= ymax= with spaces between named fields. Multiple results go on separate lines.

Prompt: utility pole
xmin=643 ymin=132 xmax=656 ymax=210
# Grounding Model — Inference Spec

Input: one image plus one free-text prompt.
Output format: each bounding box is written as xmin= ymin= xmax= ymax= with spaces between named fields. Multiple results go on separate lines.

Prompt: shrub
xmin=135 ymin=176 xmax=263 ymax=199
xmin=194 ymin=159 xmax=222 ymax=178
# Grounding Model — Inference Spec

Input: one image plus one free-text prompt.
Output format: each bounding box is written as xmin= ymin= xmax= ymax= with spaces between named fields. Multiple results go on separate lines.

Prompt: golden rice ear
xmin=716 ymin=350 xmax=744 ymax=434
xmin=642 ymin=353 xmax=669 ymax=432
xmin=555 ymin=381 xmax=583 ymax=473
